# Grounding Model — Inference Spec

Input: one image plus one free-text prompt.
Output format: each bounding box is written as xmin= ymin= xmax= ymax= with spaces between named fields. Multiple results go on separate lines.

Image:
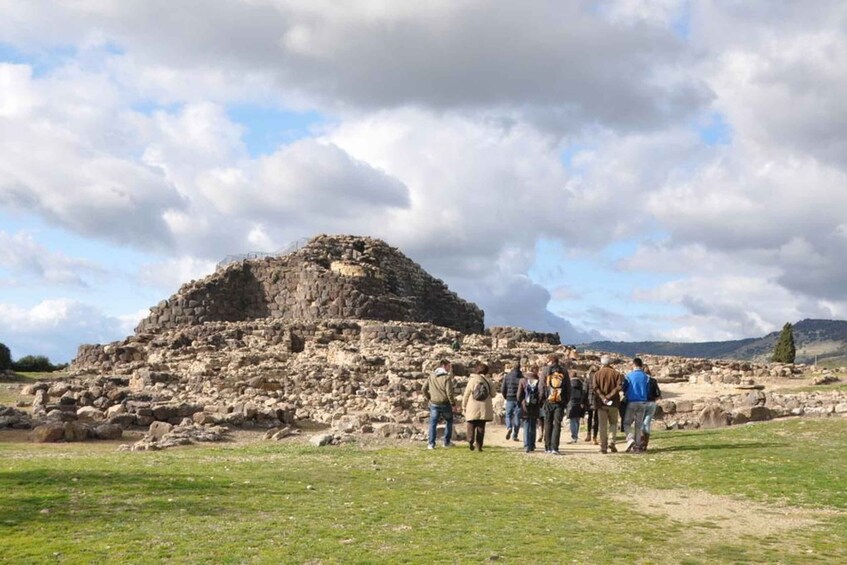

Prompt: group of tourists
xmin=422 ymin=354 xmax=661 ymax=454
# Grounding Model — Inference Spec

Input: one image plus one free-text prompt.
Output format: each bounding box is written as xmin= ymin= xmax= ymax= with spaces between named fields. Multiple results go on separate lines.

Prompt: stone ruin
xmin=136 ymin=234 xmax=484 ymax=335
xmin=3 ymin=234 xmax=846 ymax=448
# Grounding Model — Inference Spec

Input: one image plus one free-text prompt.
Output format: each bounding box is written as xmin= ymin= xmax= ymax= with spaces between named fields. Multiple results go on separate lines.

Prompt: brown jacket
xmin=593 ymin=365 xmax=623 ymax=408
xmin=462 ymin=373 xmax=494 ymax=421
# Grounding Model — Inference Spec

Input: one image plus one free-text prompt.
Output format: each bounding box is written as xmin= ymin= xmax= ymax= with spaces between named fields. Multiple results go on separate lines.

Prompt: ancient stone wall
xmin=136 ymin=235 xmax=484 ymax=335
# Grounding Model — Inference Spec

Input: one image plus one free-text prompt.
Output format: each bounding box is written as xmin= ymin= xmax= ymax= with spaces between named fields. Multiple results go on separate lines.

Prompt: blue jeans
xmin=569 ymin=417 xmax=580 ymax=440
xmin=643 ymin=402 xmax=657 ymax=435
xmin=523 ymin=418 xmax=537 ymax=450
xmin=504 ymin=400 xmax=520 ymax=436
xmin=428 ymin=404 xmax=454 ymax=447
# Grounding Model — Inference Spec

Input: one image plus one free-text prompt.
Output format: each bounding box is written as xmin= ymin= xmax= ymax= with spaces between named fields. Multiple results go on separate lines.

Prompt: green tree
xmin=772 ymin=322 xmax=796 ymax=363
xmin=11 ymin=355 xmax=58 ymax=372
xmin=0 ymin=343 xmax=11 ymax=371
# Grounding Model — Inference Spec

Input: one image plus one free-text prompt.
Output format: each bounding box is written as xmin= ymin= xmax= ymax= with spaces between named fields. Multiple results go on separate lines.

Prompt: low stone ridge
xmin=53 ymin=317 xmax=847 ymax=446
xmin=135 ymin=234 xmax=484 ymax=335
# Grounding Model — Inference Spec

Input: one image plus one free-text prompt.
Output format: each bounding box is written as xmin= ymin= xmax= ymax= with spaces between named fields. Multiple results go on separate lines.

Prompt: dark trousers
xmin=585 ymin=409 xmax=599 ymax=438
xmin=543 ymin=403 xmax=565 ymax=452
xmin=467 ymin=420 xmax=487 ymax=448
xmin=619 ymin=401 xmax=628 ymax=432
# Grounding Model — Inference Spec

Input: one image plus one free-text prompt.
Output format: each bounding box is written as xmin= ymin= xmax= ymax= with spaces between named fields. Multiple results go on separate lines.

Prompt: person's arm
xmin=462 ymin=378 xmax=471 ymax=412
xmin=422 ymin=377 xmax=430 ymax=401
xmin=501 ymin=374 xmax=508 ymax=397
xmin=564 ymin=370 xmax=572 ymax=405
xmin=608 ymin=372 xmax=623 ymax=398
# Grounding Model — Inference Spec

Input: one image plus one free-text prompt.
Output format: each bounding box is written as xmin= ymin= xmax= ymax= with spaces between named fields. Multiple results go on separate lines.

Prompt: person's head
xmin=474 ymin=362 xmax=489 ymax=375
xmin=633 ymin=357 xmax=643 ymax=369
xmin=600 ymin=355 xmax=611 ymax=366
xmin=547 ymin=354 xmax=559 ymax=365
xmin=439 ymin=359 xmax=451 ymax=371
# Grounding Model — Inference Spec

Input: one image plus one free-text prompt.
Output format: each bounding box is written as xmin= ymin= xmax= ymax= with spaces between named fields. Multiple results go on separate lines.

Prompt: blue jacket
xmin=623 ymin=369 xmax=650 ymax=402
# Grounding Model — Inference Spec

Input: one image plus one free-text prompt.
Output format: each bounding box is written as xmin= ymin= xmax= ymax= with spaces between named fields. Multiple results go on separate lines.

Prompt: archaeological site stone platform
xmin=135 ymin=234 xmax=484 ymax=335
xmin=4 ymin=234 xmax=846 ymax=449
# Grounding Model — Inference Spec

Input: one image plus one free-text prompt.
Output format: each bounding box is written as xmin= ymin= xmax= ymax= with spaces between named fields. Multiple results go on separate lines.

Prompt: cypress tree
xmin=772 ymin=322 xmax=796 ymax=363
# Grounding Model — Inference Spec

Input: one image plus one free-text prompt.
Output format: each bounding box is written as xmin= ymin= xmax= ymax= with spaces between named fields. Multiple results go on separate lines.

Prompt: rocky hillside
xmin=586 ymin=319 xmax=847 ymax=363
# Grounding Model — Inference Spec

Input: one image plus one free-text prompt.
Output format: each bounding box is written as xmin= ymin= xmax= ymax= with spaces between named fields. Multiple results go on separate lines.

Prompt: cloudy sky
xmin=2 ymin=0 xmax=846 ymax=361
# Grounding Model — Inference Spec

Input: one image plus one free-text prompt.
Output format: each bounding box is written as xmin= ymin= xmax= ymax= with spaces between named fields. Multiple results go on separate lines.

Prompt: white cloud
xmin=0 ymin=230 xmax=105 ymax=286
xmin=0 ymin=299 xmax=125 ymax=362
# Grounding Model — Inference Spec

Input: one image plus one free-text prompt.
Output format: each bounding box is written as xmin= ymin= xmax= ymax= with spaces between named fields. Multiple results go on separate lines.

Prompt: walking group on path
xmin=422 ymin=354 xmax=661 ymax=454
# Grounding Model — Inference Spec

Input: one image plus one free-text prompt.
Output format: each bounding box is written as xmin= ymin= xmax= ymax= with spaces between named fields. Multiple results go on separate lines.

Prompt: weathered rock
xmin=733 ymin=405 xmax=772 ymax=423
xmin=149 ymin=421 xmax=174 ymax=439
xmin=699 ymin=405 xmax=730 ymax=428
xmin=32 ymin=422 xmax=66 ymax=443
xmin=63 ymin=421 xmax=91 ymax=442
xmin=309 ymin=433 xmax=334 ymax=447
xmin=76 ymin=406 xmax=105 ymax=422
xmin=93 ymin=423 xmax=123 ymax=440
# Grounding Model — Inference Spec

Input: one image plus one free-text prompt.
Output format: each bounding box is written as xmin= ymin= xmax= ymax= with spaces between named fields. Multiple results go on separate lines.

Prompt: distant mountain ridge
xmin=584 ymin=319 xmax=847 ymax=363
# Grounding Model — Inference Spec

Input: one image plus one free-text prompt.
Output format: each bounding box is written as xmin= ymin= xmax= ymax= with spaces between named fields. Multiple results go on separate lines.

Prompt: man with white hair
xmin=592 ymin=355 xmax=623 ymax=454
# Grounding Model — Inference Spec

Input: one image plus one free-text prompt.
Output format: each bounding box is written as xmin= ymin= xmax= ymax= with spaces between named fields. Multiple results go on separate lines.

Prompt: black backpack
xmin=570 ymin=378 xmax=584 ymax=405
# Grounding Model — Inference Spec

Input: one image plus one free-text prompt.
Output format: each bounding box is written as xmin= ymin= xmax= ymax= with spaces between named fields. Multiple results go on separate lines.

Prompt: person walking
xmin=517 ymin=365 xmax=542 ymax=452
xmin=622 ymin=358 xmax=650 ymax=453
xmin=422 ymin=359 xmax=456 ymax=449
xmin=566 ymin=372 xmax=587 ymax=443
xmin=584 ymin=364 xmax=599 ymax=444
xmin=500 ymin=362 xmax=523 ymax=442
xmin=463 ymin=362 xmax=495 ymax=451
xmin=593 ymin=355 xmax=622 ymax=454
xmin=541 ymin=354 xmax=570 ymax=455
xmin=640 ymin=366 xmax=662 ymax=451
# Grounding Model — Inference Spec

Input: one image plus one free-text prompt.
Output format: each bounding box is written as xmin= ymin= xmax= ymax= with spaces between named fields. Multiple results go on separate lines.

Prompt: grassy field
xmin=1 ymin=419 xmax=845 ymax=564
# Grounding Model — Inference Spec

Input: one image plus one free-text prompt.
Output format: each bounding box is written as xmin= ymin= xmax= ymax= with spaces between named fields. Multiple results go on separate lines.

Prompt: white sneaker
xmin=427 ymin=444 xmax=435 ymax=450
xmin=551 ymin=450 xmax=561 ymax=456
xmin=625 ymin=439 xmax=635 ymax=453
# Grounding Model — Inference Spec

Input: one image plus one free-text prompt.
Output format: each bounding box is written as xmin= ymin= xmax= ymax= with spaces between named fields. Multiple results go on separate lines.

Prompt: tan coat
xmin=462 ymin=373 xmax=494 ymax=422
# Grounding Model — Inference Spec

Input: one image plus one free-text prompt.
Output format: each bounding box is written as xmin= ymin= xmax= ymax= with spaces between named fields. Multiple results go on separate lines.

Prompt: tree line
xmin=0 ymin=343 xmax=67 ymax=373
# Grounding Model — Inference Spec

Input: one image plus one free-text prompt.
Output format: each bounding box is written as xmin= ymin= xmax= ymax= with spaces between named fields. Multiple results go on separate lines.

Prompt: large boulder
xmin=699 ymin=405 xmax=730 ymax=429
xmin=31 ymin=422 xmax=66 ymax=443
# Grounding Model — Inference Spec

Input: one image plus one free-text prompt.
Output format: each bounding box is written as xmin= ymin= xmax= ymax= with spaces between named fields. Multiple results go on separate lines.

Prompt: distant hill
xmin=584 ymin=319 xmax=847 ymax=363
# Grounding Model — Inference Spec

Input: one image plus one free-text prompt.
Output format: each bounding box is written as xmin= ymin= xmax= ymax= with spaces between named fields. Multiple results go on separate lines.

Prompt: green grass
xmin=1 ymin=419 xmax=846 ymax=564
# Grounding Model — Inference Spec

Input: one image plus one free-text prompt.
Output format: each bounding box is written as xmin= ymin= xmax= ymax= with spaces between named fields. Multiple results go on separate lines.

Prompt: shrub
xmin=11 ymin=355 xmax=59 ymax=373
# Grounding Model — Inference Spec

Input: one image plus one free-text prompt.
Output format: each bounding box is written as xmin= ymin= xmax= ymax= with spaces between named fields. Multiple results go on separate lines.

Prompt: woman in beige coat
xmin=463 ymin=362 xmax=494 ymax=451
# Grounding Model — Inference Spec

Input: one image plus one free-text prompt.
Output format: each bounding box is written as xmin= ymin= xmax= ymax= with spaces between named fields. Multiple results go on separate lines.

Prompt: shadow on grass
xmin=651 ymin=441 xmax=788 ymax=453
xmin=0 ymin=468 xmax=258 ymax=528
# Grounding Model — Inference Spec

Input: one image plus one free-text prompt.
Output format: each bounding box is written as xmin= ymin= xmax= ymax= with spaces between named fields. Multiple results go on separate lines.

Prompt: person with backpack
xmin=584 ymin=364 xmax=599 ymax=444
xmin=500 ymin=361 xmax=523 ymax=442
xmin=540 ymin=354 xmax=571 ymax=455
xmin=422 ymin=359 xmax=456 ymax=449
xmin=566 ymin=373 xmax=587 ymax=443
xmin=622 ymin=357 xmax=650 ymax=453
xmin=640 ymin=366 xmax=662 ymax=452
xmin=462 ymin=362 xmax=495 ymax=451
xmin=517 ymin=364 xmax=542 ymax=452
xmin=593 ymin=355 xmax=622 ymax=454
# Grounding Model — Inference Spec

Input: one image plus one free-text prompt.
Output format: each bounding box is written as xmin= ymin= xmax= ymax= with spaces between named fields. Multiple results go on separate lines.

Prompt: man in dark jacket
xmin=593 ymin=355 xmax=622 ymax=454
xmin=540 ymin=354 xmax=571 ymax=455
xmin=500 ymin=362 xmax=522 ymax=441
xmin=584 ymin=364 xmax=599 ymax=444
